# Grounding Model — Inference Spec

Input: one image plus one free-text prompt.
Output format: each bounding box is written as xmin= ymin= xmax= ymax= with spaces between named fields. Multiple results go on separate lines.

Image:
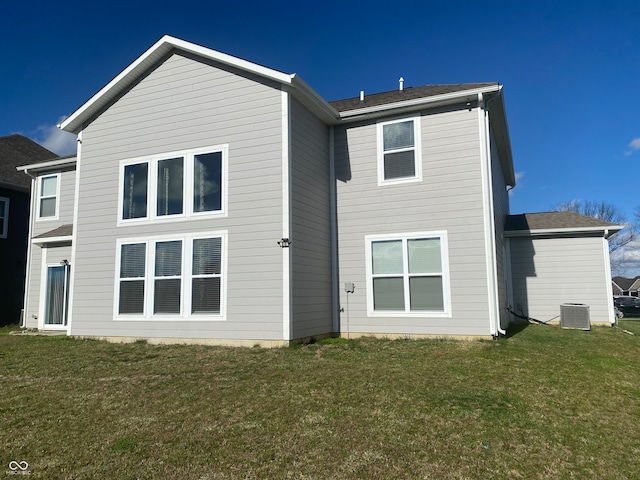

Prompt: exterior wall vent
xmin=560 ymin=303 xmax=591 ymax=330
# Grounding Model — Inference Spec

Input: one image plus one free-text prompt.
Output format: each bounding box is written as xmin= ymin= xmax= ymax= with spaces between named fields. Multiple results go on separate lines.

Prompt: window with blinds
xmin=369 ymin=233 xmax=448 ymax=314
xmin=119 ymin=243 xmax=146 ymax=314
xmin=377 ymin=118 xmax=421 ymax=185
xmin=116 ymin=233 xmax=225 ymax=319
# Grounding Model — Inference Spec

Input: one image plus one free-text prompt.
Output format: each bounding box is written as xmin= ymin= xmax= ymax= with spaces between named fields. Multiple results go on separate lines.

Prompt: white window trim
xmin=377 ymin=116 xmax=422 ymax=186
xmin=36 ymin=173 xmax=61 ymax=221
xmin=365 ymin=231 xmax=451 ymax=317
xmin=114 ymin=230 xmax=228 ymax=321
xmin=0 ymin=196 xmax=8 ymax=238
xmin=117 ymin=145 xmax=228 ymax=226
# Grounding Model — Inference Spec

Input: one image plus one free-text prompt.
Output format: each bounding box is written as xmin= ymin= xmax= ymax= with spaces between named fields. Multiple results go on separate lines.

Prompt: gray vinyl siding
xmin=70 ymin=52 xmax=285 ymax=340
xmin=489 ymin=128 xmax=510 ymax=331
xmin=23 ymin=167 xmax=76 ymax=327
xmin=31 ymin=167 xmax=75 ymax=237
xmin=509 ymin=235 xmax=612 ymax=323
xmin=23 ymin=245 xmax=42 ymax=328
xmin=289 ymin=97 xmax=332 ymax=339
xmin=335 ymin=105 xmax=492 ymax=336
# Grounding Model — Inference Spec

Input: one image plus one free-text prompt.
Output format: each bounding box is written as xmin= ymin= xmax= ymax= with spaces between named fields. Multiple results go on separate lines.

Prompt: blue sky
xmin=2 ymin=0 xmax=640 ymax=273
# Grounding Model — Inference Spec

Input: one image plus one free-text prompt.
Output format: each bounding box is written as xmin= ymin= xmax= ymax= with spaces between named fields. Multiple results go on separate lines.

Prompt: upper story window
xmin=37 ymin=174 xmax=60 ymax=220
xmin=377 ymin=117 xmax=422 ymax=185
xmin=119 ymin=145 xmax=227 ymax=224
xmin=0 ymin=197 xmax=9 ymax=238
xmin=366 ymin=232 xmax=450 ymax=317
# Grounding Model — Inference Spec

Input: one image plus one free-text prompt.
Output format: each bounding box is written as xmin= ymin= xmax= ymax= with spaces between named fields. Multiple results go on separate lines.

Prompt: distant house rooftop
xmin=0 ymin=134 xmax=58 ymax=190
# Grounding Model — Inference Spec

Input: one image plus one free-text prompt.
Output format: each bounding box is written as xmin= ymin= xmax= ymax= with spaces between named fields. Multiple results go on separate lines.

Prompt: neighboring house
xmin=0 ymin=135 xmax=57 ymax=326
xmin=18 ymin=35 xmax=619 ymax=344
xmin=506 ymin=212 xmax=622 ymax=323
xmin=612 ymin=276 xmax=640 ymax=297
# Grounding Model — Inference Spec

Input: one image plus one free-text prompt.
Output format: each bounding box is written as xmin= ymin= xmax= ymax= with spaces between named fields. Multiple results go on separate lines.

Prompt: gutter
xmin=17 ymin=157 xmax=77 ymax=174
xmin=505 ymin=225 xmax=624 ymax=238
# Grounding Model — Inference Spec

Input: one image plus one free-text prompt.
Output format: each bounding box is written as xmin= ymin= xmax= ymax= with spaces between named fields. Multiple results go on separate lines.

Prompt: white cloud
xmin=610 ymin=239 xmax=640 ymax=277
xmin=33 ymin=117 xmax=77 ymax=157
xmin=508 ymin=171 xmax=525 ymax=196
xmin=624 ymin=137 xmax=640 ymax=156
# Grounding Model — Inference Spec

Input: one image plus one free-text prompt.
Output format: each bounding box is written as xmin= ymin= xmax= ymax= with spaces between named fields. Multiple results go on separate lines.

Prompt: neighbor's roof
xmin=612 ymin=276 xmax=639 ymax=291
xmin=505 ymin=211 xmax=623 ymax=237
xmin=0 ymin=135 xmax=57 ymax=190
xmin=330 ymin=83 xmax=499 ymax=112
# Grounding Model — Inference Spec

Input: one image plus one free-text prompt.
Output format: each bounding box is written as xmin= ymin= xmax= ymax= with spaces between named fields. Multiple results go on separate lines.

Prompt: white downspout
xmin=329 ymin=126 xmax=339 ymax=334
xmin=478 ymin=93 xmax=505 ymax=336
xmin=21 ymin=174 xmax=37 ymax=328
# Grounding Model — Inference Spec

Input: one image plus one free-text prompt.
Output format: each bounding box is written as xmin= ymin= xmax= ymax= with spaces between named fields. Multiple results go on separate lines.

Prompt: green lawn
xmin=2 ymin=322 xmax=640 ymax=479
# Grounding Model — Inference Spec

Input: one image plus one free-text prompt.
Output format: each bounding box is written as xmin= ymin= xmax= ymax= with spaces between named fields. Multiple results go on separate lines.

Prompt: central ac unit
xmin=560 ymin=303 xmax=590 ymax=330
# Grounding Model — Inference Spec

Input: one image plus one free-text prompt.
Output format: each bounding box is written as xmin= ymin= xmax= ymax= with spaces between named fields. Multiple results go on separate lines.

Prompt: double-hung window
xmin=0 ymin=197 xmax=8 ymax=238
xmin=37 ymin=174 xmax=60 ymax=219
xmin=119 ymin=145 xmax=226 ymax=224
xmin=366 ymin=232 xmax=450 ymax=316
xmin=116 ymin=232 xmax=226 ymax=319
xmin=377 ymin=117 xmax=422 ymax=185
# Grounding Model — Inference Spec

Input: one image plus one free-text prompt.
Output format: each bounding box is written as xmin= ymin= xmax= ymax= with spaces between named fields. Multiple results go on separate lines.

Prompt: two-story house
xmin=18 ymin=36 xmax=618 ymax=344
xmin=0 ymin=135 xmax=57 ymax=325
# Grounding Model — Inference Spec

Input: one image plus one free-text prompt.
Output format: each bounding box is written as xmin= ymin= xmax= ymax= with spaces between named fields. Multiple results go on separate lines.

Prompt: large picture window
xmin=377 ymin=118 xmax=422 ymax=185
xmin=119 ymin=145 xmax=227 ymax=224
xmin=37 ymin=174 xmax=60 ymax=219
xmin=115 ymin=232 xmax=226 ymax=319
xmin=366 ymin=232 xmax=449 ymax=316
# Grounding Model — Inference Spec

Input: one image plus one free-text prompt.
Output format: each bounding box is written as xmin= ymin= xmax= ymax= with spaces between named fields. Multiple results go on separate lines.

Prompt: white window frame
xmin=114 ymin=230 xmax=227 ymax=321
xmin=0 ymin=196 xmax=8 ymax=238
xmin=365 ymin=231 xmax=451 ymax=317
xmin=36 ymin=173 xmax=60 ymax=220
xmin=117 ymin=145 xmax=228 ymax=225
xmin=377 ymin=117 xmax=422 ymax=186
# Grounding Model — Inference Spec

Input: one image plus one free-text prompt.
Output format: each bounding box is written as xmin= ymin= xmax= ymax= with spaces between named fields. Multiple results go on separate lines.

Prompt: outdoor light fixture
xmin=277 ymin=238 xmax=291 ymax=248
xmin=60 ymin=259 xmax=69 ymax=266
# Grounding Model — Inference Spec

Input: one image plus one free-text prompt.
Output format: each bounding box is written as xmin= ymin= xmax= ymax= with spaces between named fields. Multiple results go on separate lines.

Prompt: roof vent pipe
xmin=359 ymin=90 xmax=364 ymax=102
xmin=399 ymin=77 xmax=404 ymax=91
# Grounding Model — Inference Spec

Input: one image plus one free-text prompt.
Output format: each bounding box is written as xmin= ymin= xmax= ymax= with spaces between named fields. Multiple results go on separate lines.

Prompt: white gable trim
xmin=61 ymin=35 xmax=295 ymax=134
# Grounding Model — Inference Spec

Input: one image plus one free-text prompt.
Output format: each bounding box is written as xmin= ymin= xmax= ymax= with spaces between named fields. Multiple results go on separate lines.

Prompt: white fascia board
xmin=505 ymin=225 xmax=624 ymax=237
xmin=338 ymin=85 xmax=502 ymax=121
xmin=32 ymin=235 xmax=73 ymax=245
xmin=289 ymin=74 xmax=340 ymax=123
xmin=17 ymin=157 xmax=77 ymax=172
xmin=60 ymin=35 xmax=294 ymax=134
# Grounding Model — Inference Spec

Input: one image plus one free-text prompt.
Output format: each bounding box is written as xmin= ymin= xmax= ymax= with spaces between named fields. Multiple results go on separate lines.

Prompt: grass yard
xmin=2 ymin=322 xmax=640 ymax=479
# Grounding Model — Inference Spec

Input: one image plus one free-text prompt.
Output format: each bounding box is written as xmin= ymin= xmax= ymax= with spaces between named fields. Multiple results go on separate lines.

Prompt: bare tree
xmin=553 ymin=200 xmax=634 ymax=253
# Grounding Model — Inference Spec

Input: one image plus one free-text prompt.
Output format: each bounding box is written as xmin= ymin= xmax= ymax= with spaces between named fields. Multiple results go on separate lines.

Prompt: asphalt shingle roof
xmin=505 ymin=211 xmax=621 ymax=231
xmin=0 ymin=135 xmax=58 ymax=189
xmin=34 ymin=224 xmax=73 ymax=239
xmin=329 ymin=83 xmax=498 ymax=112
